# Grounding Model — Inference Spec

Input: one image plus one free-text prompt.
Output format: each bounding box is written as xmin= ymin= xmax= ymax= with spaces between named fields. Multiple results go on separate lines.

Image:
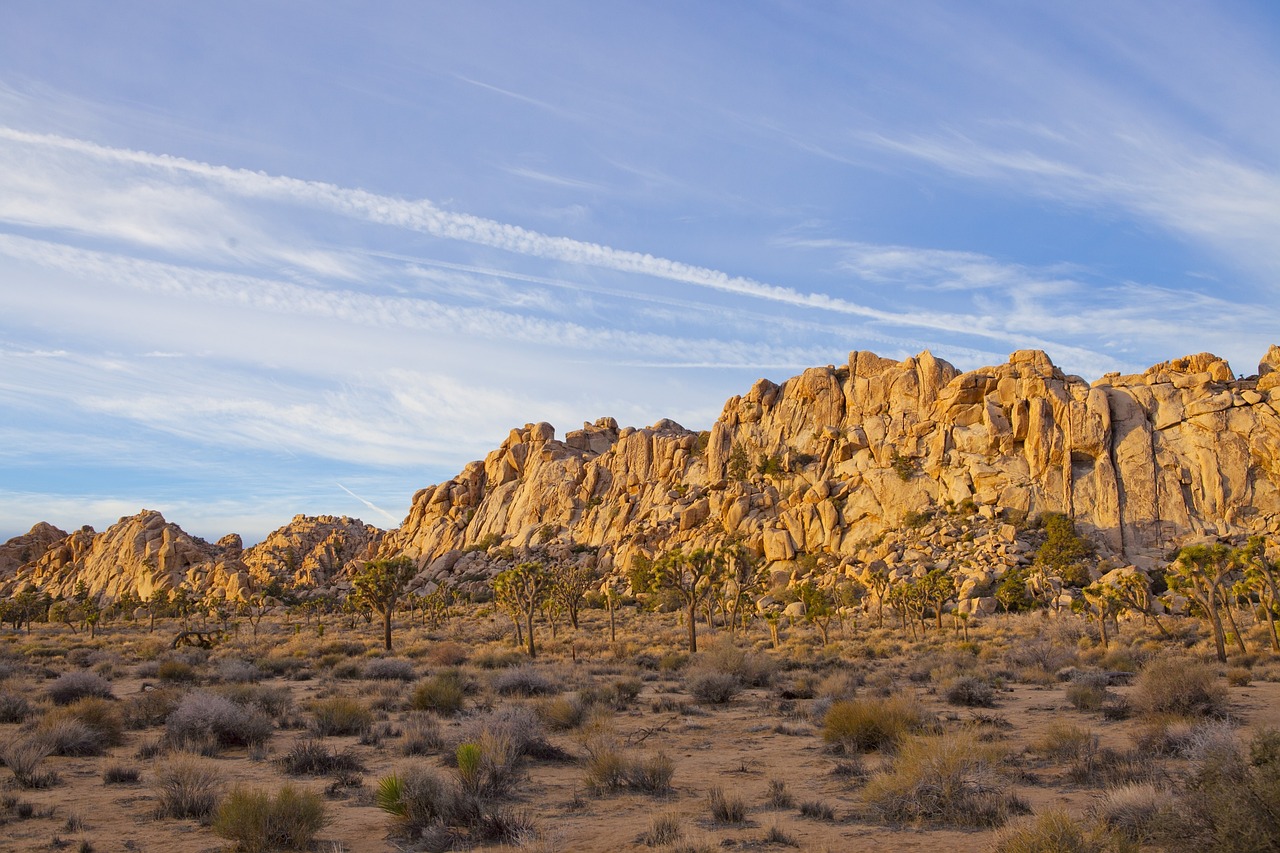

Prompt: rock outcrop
xmin=242 ymin=514 xmax=384 ymax=589
xmin=386 ymin=348 xmax=1280 ymax=580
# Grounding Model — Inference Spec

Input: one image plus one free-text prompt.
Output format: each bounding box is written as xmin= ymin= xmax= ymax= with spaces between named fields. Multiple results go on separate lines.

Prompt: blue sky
xmin=1 ymin=2 xmax=1277 ymax=543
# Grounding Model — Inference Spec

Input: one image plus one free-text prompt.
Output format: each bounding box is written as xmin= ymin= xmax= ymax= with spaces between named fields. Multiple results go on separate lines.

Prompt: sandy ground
xmin=2 ymin=614 xmax=1277 ymax=853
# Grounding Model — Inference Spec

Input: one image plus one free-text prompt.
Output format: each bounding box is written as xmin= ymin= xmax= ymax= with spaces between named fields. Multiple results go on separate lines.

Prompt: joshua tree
xmin=351 ymin=556 xmax=418 ymax=651
xmin=492 ymin=561 xmax=551 ymax=658
xmin=655 ymin=546 xmax=720 ymax=653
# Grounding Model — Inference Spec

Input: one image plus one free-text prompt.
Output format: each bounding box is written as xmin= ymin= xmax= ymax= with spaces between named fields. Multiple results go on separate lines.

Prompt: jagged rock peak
xmin=242 ymin=514 xmax=385 ymax=589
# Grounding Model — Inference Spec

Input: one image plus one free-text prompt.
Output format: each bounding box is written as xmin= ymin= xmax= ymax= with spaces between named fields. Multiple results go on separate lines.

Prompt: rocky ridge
xmin=3 ymin=346 xmax=1279 ymax=609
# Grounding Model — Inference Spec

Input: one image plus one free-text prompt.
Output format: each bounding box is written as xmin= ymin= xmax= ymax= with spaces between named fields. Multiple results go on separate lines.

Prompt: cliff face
xmin=242 ymin=514 xmax=384 ymax=588
xmin=385 ymin=348 xmax=1280 ymax=575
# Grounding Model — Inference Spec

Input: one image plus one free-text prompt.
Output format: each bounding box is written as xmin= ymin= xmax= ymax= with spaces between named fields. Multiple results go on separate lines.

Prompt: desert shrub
xmin=153 ymin=755 xmax=224 ymax=820
xmin=410 ymin=671 xmax=466 ymax=716
xmin=425 ymin=641 xmax=470 ymax=667
xmin=494 ymin=666 xmax=555 ymax=696
xmin=763 ymin=824 xmax=798 ymax=846
xmin=708 ymin=786 xmax=747 ymax=824
xmin=798 ymin=800 xmax=835 ymax=820
xmin=157 ymin=660 xmax=198 ymax=683
xmin=1036 ymin=722 xmax=1098 ymax=763
xmin=815 ymin=670 xmax=860 ymax=701
xmin=642 ymin=812 xmax=683 ymax=845
xmin=43 ymin=696 xmax=125 ymax=748
xmin=993 ymin=809 xmax=1111 ymax=853
xmin=537 ymin=695 xmax=587 ymax=731
xmin=863 ymin=731 xmax=1023 ymax=827
xmin=400 ymin=712 xmax=444 ymax=755
xmin=1130 ymin=657 xmax=1227 ymax=718
xmin=0 ymin=736 xmax=57 ymax=788
xmin=37 ymin=717 xmax=102 ymax=756
xmin=123 ymin=685 xmax=184 ymax=728
xmin=215 ymin=659 xmax=262 ymax=683
xmin=1091 ymin=782 xmax=1175 ymax=843
xmin=765 ymin=779 xmax=795 ymax=809
xmin=582 ymin=740 xmax=673 ymax=795
xmin=688 ymin=671 xmax=740 ymax=704
xmin=625 ymin=751 xmax=674 ymax=794
xmin=47 ymin=671 xmax=113 ymax=705
xmin=943 ymin=676 xmax=996 ymax=707
xmin=309 ymin=696 xmax=372 ymax=737
xmin=276 ymin=739 xmax=365 ymax=776
xmin=455 ymin=735 xmax=523 ymax=799
xmin=460 ymin=705 xmax=557 ymax=760
xmin=0 ymin=691 xmax=33 ymax=723
xmin=376 ymin=762 xmax=536 ymax=845
xmin=472 ymin=649 xmax=526 ymax=669
xmin=166 ymin=692 xmax=274 ymax=753
xmin=1065 ymin=680 xmax=1111 ymax=711
xmin=212 ymin=785 xmax=328 ymax=852
xmin=695 ymin=639 xmax=775 ymax=687
xmin=1226 ymin=666 xmax=1252 ymax=687
xmin=1154 ymin=726 xmax=1280 ymax=851
xmin=217 ymin=683 xmax=294 ymax=720
xmin=102 ymin=764 xmax=141 ymax=784
xmin=363 ymin=658 xmax=416 ymax=682
xmin=822 ymin=695 xmax=929 ymax=753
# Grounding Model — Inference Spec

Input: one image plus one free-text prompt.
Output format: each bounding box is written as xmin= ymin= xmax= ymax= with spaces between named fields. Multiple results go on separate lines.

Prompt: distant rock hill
xmin=3 ymin=346 xmax=1279 ymax=606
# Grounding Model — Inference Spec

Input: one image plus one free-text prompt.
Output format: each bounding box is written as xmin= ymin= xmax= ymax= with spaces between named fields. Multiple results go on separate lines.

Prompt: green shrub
xmin=309 ymin=696 xmax=372 ymax=737
xmin=822 ymin=695 xmax=929 ymax=753
xmin=213 ymin=785 xmax=327 ymax=852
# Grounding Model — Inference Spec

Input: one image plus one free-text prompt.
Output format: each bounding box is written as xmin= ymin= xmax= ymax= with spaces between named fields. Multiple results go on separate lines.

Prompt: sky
xmin=1 ymin=2 xmax=1278 ymax=544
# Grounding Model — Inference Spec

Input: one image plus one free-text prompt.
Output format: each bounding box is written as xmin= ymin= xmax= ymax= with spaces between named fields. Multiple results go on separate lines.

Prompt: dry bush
xmin=1226 ymin=666 xmax=1252 ymax=687
xmin=694 ymin=638 xmax=775 ymax=687
xmin=687 ymin=671 xmax=740 ymax=704
xmin=1 ymin=736 xmax=57 ymax=788
xmin=993 ymin=809 xmax=1113 ymax=853
xmin=411 ymin=671 xmax=466 ymax=716
xmin=425 ymin=641 xmax=470 ymax=667
xmin=863 ymin=731 xmax=1024 ymax=827
xmin=460 ymin=705 xmax=560 ymax=761
xmin=214 ymin=659 xmax=262 ymax=683
xmin=37 ymin=717 xmax=102 ymax=756
xmin=582 ymin=740 xmax=673 ymax=795
xmin=0 ymin=690 xmax=33 ymax=723
xmin=47 ymin=671 xmax=113 ymax=705
xmin=1065 ymin=679 xmax=1111 ymax=711
xmin=42 ymin=696 xmax=124 ymax=747
xmin=308 ymin=695 xmax=372 ymax=737
xmin=1090 ymin=782 xmax=1175 ymax=843
xmin=708 ymin=785 xmax=747 ymax=824
xmin=216 ymin=683 xmax=295 ymax=720
xmin=536 ymin=695 xmax=587 ymax=731
xmin=123 ymin=685 xmax=184 ymax=729
xmin=401 ymin=711 xmax=444 ymax=755
xmin=363 ymin=658 xmax=417 ymax=682
xmin=212 ymin=784 xmax=328 ymax=852
xmin=102 ymin=764 xmax=141 ymax=784
xmin=641 ymin=812 xmax=683 ymax=846
xmin=1130 ymin=657 xmax=1227 ymax=718
xmin=765 ymin=779 xmax=794 ymax=809
xmin=821 ymin=694 xmax=929 ymax=753
xmin=472 ymin=648 xmax=527 ymax=669
xmin=943 ymin=676 xmax=996 ymax=707
xmin=166 ymin=691 xmax=274 ymax=753
xmin=376 ymin=761 xmax=536 ymax=846
xmin=153 ymin=755 xmax=224 ymax=820
xmin=494 ymin=666 xmax=555 ymax=696
xmin=157 ymin=659 xmax=198 ymax=683
xmin=276 ymin=739 xmax=366 ymax=776
xmin=798 ymin=800 xmax=835 ymax=820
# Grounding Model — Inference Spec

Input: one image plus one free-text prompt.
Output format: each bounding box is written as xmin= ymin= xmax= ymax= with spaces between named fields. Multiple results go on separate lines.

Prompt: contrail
xmin=337 ymin=482 xmax=400 ymax=526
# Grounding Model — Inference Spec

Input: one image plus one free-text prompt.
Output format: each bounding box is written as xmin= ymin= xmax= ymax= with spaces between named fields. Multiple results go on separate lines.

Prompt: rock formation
xmin=386 ymin=348 xmax=1280 ymax=583
xmin=3 ymin=347 xmax=1278 ymax=609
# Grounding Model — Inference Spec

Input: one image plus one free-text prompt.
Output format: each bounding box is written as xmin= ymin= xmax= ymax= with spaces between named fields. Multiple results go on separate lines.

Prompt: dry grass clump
xmin=102 ymin=763 xmax=141 ymax=784
xmin=943 ymin=676 xmax=996 ymax=707
xmin=863 ymin=730 xmax=1025 ymax=827
xmin=212 ymin=784 xmax=328 ymax=852
xmin=166 ymin=691 xmax=274 ymax=753
xmin=42 ymin=696 xmax=125 ymax=749
xmin=821 ymin=694 xmax=930 ymax=753
xmin=47 ymin=671 xmax=113 ymax=705
xmin=411 ymin=671 xmax=467 ymax=716
xmin=582 ymin=739 xmax=674 ymax=795
xmin=1 ymin=736 xmax=57 ymax=788
xmin=363 ymin=657 xmax=416 ymax=682
xmin=157 ymin=659 xmax=199 ymax=683
xmin=1090 ymin=782 xmax=1175 ymax=843
xmin=992 ymin=809 xmax=1113 ymax=853
xmin=708 ymin=785 xmax=748 ymax=823
xmin=1129 ymin=657 xmax=1227 ymax=718
xmin=1065 ymin=679 xmax=1112 ymax=711
xmin=400 ymin=711 xmax=445 ymax=755
xmin=687 ymin=671 xmax=740 ymax=704
xmin=0 ymin=690 xmax=33 ymax=723
xmin=493 ymin=665 xmax=556 ymax=696
xmin=153 ymin=754 xmax=224 ymax=820
xmin=275 ymin=739 xmax=366 ymax=776
xmin=536 ymin=695 xmax=587 ymax=731
xmin=122 ymin=685 xmax=184 ymax=729
xmin=37 ymin=717 xmax=102 ymax=757
xmin=214 ymin=659 xmax=263 ymax=683
xmin=376 ymin=760 xmax=538 ymax=847
xmin=640 ymin=812 xmax=683 ymax=846
xmin=308 ymin=695 xmax=372 ymax=737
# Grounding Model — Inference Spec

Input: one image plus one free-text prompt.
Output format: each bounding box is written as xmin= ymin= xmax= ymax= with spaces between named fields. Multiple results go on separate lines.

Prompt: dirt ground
xmin=1 ymin=608 xmax=1277 ymax=853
